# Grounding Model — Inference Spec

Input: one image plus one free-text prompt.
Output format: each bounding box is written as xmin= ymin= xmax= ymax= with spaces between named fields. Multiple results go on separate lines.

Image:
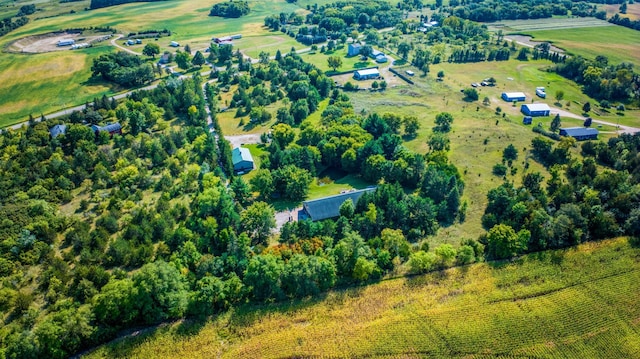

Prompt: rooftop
xmin=522 ymin=103 xmax=551 ymax=111
xmin=503 ymin=92 xmax=526 ymax=98
xmin=560 ymin=127 xmax=599 ymax=137
xmin=355 ymin=68 xmax=380 ymax=76
xmin=303 ymin=188 xmax=376 ymax=221
xmin=232 ymin=147 xmax=253 ymax=165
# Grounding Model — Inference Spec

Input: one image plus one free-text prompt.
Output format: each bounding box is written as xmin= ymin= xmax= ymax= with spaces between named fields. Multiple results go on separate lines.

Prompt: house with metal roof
xmin=559 ymin=127 xmax=598 ymax=141
xmin=521 ymin=103 xmax=551 ymax=117
xmin=300 ymin=188 xmax=376 ymax=221
xmin=91 ymin=122 xmax=122 ymax=137
xmin=353 ymin=68 xmax=380 ymax=80
xmin=232 ymin=147 xmax=254 ymax=173
xmin=501 ymin=92 xmax=526 ymax=102
xmin=49 ymin=124 xmax=67 ymax=139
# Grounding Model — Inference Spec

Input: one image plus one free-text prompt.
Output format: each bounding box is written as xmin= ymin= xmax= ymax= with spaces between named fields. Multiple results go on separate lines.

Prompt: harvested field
xmin=6 ymin=31 xmax=112 ymax=54
xmin=488 ymin=17 xmax=613 ymax=32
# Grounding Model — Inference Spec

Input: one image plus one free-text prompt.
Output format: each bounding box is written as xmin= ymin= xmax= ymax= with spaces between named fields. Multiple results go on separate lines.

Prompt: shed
xmin=232 ymin=147 xmax=254 ymax=173
xmin=559 ymin=127 xmax=598 ymax=141
xmin=501 ymin=92 xmax=526 ymax=102
xmin=301 ymin=188 xmax=376 ymax=221
xmin=353 ymin=68 xmax=380 ymax=80
xmin=347 ymin=43 xmax=361 ymax=57
xmin=521 ymin=103 xmax=551 ymax=117
xmin=523 ymin=116 xmax=532 ymax=125
xmin=49 ymin=124 xmax=67 ymax=138
xmin=170 ymin=41 xmax=180 ymax=47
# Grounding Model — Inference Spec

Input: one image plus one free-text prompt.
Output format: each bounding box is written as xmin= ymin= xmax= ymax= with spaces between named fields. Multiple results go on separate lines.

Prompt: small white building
xmin=170 ymin=41 xmax=180 ymax=47
xmin=57 ymin=39 xmax=75 ymax=47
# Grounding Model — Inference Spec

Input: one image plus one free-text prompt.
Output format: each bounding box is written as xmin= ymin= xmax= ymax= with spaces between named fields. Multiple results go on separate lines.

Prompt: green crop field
xmin=83 ymin=237 xmax=640 ymax=358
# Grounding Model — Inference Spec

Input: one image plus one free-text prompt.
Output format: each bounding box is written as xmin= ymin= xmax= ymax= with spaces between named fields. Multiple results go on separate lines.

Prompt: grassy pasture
xmin=84 ymin=237 xmax=640 ymax=358
xmin=0 ymin=46 xmax=115 ymax=126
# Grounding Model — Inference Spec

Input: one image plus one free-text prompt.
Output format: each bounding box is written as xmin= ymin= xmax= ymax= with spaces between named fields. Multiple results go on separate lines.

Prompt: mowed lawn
xmin=84 ymin=237 xmax=640 ymax=358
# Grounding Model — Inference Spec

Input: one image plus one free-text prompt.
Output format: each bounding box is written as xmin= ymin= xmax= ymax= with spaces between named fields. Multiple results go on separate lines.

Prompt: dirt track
xmin=6 ymin=32 xmax=112 ymax=53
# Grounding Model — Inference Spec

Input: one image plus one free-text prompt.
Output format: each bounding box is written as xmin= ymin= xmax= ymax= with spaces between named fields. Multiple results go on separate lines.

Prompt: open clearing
xmin=84 ymin=237 xmax=640 ymax=358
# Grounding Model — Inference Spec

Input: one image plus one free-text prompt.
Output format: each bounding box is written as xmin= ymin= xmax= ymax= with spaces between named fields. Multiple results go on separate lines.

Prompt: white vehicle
xmin=405 ymin=70 xmax=415 ymax=76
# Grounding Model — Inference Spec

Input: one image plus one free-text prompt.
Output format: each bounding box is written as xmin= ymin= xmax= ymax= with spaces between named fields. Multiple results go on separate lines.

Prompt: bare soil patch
xmin=6 ymin=31 xmax=112 ymax=54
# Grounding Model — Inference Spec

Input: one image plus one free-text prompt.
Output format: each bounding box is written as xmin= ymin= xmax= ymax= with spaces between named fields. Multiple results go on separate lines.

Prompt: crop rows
xmin=494 ymin=18 xmax=613 ymax=32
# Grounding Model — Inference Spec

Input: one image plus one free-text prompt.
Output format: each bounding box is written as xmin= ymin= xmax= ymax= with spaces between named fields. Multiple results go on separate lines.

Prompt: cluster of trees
xmin=0 ymin=14 xmax=28 ymax=37
xmin=481 ymin=134 xmax=640 ymax=259
xmin=89 ymin=0 xmax=165 ymax=10
xmin=91 ymin=52 xmax=155 ymax=87
xmin=443 ymin=0 xmax=605 ymax=22
xmin=609 ymin=13 xmax=640 ymax=31
xmin=266 ymin=0 xmax=404 ymax=46
xmin=553 ymin=55 xmax=639 ymax=101
xmin=209 ymin=0 xmax=250 ymax=18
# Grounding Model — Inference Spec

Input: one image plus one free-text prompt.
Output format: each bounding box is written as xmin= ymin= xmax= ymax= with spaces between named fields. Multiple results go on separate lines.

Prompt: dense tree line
xmin=91 ymin=52 xmax=156 ymax=87
xmin=443 ymin=0 xmax=605 ymax=22
xmin=209 ymin=0 xmax=250 ymax=18
xmin=553 ymin=54 xmax=639 ymax=101
xmin=481 ymin=134 xmax=640 ymax=259
xmin=90 ymin=0 xmax=168 ymax=10
xmin=609 ymin=13 xmax=640 ymax=31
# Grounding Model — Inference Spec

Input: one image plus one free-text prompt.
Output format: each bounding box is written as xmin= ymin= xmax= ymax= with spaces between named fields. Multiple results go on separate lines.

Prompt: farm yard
xmin=84 ymin=237 xmax=640 ymax=359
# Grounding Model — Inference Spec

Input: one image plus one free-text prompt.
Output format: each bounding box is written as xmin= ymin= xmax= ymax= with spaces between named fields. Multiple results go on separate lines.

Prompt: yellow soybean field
xmin=85 ymin=237 xmax=640 ymax=358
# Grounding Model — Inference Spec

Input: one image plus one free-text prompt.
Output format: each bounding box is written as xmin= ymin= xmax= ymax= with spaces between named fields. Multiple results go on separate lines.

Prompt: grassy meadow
xmin=0 ymin=46 xmax=115 ymax=126
xmin=83 ymin=237 xmax=640 ymax=358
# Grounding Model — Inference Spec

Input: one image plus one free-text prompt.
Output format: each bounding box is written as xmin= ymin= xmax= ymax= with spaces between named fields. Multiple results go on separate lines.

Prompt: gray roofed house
xmin=301 ymin=188 xmax=376 ymax=221
xmin=559 ymin=127 xmax=598 ymax=141
xmin=49 ymin=124 xmax=67 ymax=138
xmin=91 ymin=122 xmax=122 ymax=137
xmin=232 ymin=147 xmax=254 ymax=173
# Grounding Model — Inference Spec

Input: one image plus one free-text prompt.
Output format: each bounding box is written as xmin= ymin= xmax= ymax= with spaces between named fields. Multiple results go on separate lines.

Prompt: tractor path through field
xmin=111 ymin=34 xmax=141 ymax=55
